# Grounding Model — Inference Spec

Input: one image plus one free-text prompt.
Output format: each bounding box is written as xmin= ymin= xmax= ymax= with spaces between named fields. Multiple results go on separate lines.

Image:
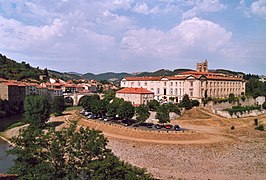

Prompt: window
xmin=131 ymin=82 xmax=134 ymax=86
xmin=175 ymin=82 xmax=178 ymax=86
xmin=164 ymin=82 xmax=167 ymax=86
xmin=190 ymin=91 xmax=193 ymax=97
xmin=170 ymin=82 xmax=173 ymax=86
xmin=138 ymin=82 xmax=141 ymax=86
xmin=164 ymin=88 xmax=167 ymax=95
xmin=144 ymin=82 xmax=147 ymax=86
xmin=157 ymin=88 xmax=160 ymax=94
xmin=190 ymin=81 xmax=193 ymax=87
xmin=170 ymin=88 xmax=173 ymax=95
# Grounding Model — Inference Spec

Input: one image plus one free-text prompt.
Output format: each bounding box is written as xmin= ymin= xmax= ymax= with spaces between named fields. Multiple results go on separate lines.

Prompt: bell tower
xmin=196 ymin=59 xmax=208 ymax=72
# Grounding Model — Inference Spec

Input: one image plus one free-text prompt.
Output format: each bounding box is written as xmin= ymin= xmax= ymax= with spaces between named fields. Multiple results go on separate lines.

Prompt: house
xmin=116 ymin=87 xmax=154 ymax=106
xmin=121 ymin=60 xmax=245 ymax=103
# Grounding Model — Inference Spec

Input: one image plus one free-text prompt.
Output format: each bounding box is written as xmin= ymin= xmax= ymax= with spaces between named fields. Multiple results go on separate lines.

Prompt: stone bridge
xmin=64 ymin=92 xmax=97 ymax=106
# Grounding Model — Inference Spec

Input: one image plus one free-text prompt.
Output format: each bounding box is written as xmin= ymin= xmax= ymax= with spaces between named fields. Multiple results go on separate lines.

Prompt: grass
xmin=6 ymin=121 xmax=25 ymax=130
xmin=65 ymin=106 xmax=82 ymax=111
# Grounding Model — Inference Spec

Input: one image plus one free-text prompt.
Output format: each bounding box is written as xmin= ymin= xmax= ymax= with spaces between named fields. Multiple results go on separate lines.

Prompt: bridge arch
xmin=64 ymin=96 xmax=74 ymax=106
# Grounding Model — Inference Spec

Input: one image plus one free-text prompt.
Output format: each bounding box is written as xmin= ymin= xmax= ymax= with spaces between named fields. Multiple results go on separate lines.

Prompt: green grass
xmin=65 ymin=106 xmax=82 ymax=111
xmin=6 ymin=121 xmax=25 ymax=130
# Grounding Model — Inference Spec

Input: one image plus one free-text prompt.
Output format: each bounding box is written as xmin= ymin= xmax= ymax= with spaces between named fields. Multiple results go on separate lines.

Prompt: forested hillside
xmin=0 ymin=54 xmax=46 ymax=81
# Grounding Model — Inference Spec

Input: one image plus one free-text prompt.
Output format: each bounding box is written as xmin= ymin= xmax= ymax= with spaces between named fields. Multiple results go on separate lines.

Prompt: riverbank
xmin=1 ymin=108 xmax=266 ymax=179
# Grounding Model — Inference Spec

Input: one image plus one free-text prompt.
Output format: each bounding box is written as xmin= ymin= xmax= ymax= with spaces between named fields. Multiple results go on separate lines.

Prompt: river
xmin=0 ymin=115 xmax=23 ymax=173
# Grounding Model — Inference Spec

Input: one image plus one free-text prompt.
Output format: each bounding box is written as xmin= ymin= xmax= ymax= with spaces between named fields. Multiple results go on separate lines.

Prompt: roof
xmin=117 ymin=87 xmax=154 ymax=94
xmin=123 ymin=76 xmax=162 ymax=81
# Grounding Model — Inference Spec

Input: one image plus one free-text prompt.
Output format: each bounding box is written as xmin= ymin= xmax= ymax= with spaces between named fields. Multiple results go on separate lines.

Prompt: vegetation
xmin=262 ymin=101 xmax=266 ymax=110
xmin=0 ymin=99 xmax=24 ymax=117
xmin=163 ymin=103 xmax=181 ymax=115
xmin=246 ymin=78 xmax=266 ymax=98
xmin=117 ymin=101 xmax=135 ymax=120
xmin=0 ymin=54 xmax=46 ymax=80
xmin=23 ymin=95 xmax=50 ymax=128
xmin=255 ymin=124 xmax=264 ymax=131
xmin=147 ymin=100 xmax=160 ymax=111
xmin=51 ymin=96 xmax=66 ymax=116
xmin=8 ymin=93 xmax=153 ymax=179
xmin=8 ymin=122 xmax=153 ymax=179
xmin=191 ymin=99 xmax=200 ymax=107
xmin=179 ymin=94 xmax=192 ymax=109
xmin=156 ymin=105 xmax=170 ymax=124
xmin=107 ymin=98 xmax=124 ymax=118
xmin=135 ymin=105 xmax=150 ymax=122
xmin=224 ymin=105 xmax=261 ymax=116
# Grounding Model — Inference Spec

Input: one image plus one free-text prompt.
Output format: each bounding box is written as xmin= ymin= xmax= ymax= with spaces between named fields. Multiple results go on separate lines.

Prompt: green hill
xmin=0 ymin=54 xmax=46 ymax=81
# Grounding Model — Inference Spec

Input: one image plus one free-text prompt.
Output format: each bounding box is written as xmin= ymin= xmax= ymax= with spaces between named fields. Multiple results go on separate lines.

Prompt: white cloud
xmin=182 ymin=0 xmax=226 ymax=19
xmin=251 ymin=0 xmax=266 ymax=18
xmin=131 ymin=3 xmax=161 ymax=15
xmin=121 ymin=17 xmax=232 ymax=58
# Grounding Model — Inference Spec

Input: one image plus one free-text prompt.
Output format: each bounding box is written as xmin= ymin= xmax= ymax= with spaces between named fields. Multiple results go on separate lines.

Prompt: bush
xmin=255 ymin=125 xmax=264 ymax=131
xmin=262 ymin=101 xmax=266 ymax=110
xmin=191 ymin=100 xmax=200 ymax=107
xmin=224 ymin=105 xmax=261 ymax=116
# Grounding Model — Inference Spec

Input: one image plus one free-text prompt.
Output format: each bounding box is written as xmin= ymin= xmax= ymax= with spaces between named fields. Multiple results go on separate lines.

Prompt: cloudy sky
xmin=0 ymin=0 xmax=265 ymax=74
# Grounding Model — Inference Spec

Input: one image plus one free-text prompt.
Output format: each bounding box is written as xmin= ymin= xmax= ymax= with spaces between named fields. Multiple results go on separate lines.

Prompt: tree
xmin=228 ymin=93 xmax=235 ymax=103
xmin=191 ymin=99 xmax=200 ymax=107
xmin=52 ymin=96 xmax=66 ymax=116
xmin=117 ymin=101 xmax=135 ymax=120
xmin=147 ymin=100 xmax=160 ymax=111
xmin=23 ymin=95 xmax=50 ymax=128
xmin=180 ymin=94 xmax=192 ymax=110
xmin=107 ymin=97 xmax=124 ymax=118
xmin=80 ymin=94 xmax=100 ymax=112
xmin=8 ymin=122 xmax=153 ymax=179
xmin=135 ymin=105 xmax=150 ymax=122
xmin=262 ymin=101 xmax=266 ymax=110
xmin=155 ymin=105 xmax=170 ymax=124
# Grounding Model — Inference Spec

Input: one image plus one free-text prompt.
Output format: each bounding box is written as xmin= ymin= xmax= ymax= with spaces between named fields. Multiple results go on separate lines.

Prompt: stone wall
xmin=213 ymin=109 xmax=265 ymax=119
xmin=206 ymin=97 xmax=257 ymax=110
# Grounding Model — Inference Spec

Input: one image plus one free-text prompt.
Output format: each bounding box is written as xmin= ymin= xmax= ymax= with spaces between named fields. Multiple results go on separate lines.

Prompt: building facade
xmin=116 ymin=87 xmax=154 ymax=106
xmin=121 ymin=61 xmax=246 ymax=103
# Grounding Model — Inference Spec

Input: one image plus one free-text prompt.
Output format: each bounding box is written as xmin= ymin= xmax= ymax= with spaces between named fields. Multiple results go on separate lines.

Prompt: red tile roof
xmin=117 ymin=87 xmax=154 ymax=94
xmin=123 ymin=76 xmax=162 ymax=81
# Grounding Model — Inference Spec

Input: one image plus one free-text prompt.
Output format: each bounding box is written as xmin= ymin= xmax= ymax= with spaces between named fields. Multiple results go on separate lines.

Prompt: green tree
xmin=136 ymin=105 xmax=150 ymax=122
xmin=147 ymin=100 xmax=160 ymax=111
xmin=155 ymin=105 xmax=170 ymax=124
xmin=52 ymin=96 xmax=66 ymax=116
xmin=262 ymin=101 xmax=266 ymax=110
xmin=24 ymin=95 xmax=50 ymax=128
xmin=117 ymin=101 xmax=135 ymax=120
xmin=80 ymin=94 xmax=100 ymax=112
xmin=180 ymin=94 xmax=192 ymax=110
xmin=8 ymin=122 xmax=153 ymax=179
xmin=107 ymin=97 xmax=124 ymax=118
xmin=228 ymin=93 xmax=235 ymax=103
xmin=191 ymin=99 xmax=200 ymax=107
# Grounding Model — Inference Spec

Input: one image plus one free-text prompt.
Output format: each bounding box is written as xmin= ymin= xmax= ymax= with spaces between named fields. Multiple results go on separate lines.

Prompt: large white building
xmin=121 ymin=61 xmax=246 ymax=103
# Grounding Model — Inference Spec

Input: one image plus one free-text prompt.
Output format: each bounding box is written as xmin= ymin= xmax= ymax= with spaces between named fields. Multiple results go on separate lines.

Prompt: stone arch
xmin=77 ymin=95 xmax=91 ymax=106
xmin=64 ymin=96 xmax=74 ymax=106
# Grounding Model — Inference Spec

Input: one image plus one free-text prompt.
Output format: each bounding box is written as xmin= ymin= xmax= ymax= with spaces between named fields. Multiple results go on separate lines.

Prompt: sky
xmin=0 ymin=0 xmax=265 ymax=75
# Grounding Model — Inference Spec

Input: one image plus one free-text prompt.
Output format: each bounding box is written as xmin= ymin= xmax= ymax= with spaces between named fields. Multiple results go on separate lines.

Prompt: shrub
xmin=224 ymin=105 xmax=261 ymax=116
xmin=191 ymin=100 xmax=200 ymax=107
xmin=255 ymin=125 xmax=264 ymax=131
xmin=262 ymin=101 xmax=266 ymax=110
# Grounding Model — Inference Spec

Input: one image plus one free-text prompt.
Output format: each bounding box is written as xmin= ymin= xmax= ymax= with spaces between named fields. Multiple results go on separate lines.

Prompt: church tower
xmin=196 ymin=59 xmax=208 ymax=72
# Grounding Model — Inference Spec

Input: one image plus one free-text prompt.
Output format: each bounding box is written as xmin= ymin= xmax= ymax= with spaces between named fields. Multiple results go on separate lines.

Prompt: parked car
xmin=174 ymin=125 xmax=181 ymax=131
xmin=155 ymin=124 xmax=162 ymax=129
xmin=164 ymin=124 xmax=173 ymax=129
xmin=122 ymin=119 xmax=134 ymax=126
xmin=138 ymin=122 xmax=148 ymax=127
xmin=146 ymin=123 xmax=153 ymax=128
